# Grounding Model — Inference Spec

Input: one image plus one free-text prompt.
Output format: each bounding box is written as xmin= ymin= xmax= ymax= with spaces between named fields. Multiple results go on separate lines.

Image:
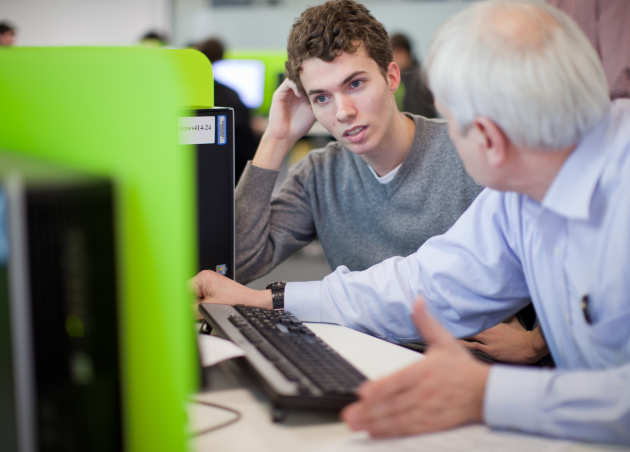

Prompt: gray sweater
xmin=235 ymin=114 xmax=481 ymax=284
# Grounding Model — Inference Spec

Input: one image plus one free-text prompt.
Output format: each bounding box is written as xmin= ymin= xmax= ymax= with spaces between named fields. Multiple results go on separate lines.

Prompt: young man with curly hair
xmin=236 ymin=0 xmax=480 ymax=282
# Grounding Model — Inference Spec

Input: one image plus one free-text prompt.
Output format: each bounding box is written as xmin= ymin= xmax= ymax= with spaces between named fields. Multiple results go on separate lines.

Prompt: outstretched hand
xmin=341 ymin=297 xmax=490 ymax=438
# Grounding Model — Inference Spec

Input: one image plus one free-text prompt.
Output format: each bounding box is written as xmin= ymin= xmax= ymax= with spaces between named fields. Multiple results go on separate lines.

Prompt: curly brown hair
xmin=286 ymin=0 xmax=393 ymax=95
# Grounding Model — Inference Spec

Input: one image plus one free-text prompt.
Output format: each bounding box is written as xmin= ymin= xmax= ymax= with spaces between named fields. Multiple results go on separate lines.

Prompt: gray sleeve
xmin=234 ymin=160 xmax=316 ymax=284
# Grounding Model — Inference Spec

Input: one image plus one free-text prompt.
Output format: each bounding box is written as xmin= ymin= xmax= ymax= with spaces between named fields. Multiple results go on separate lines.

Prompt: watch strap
xmin=265 ymin=281 xmax=286 ymax=310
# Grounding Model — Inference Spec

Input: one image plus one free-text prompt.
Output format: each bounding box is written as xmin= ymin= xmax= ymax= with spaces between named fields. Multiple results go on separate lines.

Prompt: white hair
xmin=426 ymin=0 xmax=610 ymax=149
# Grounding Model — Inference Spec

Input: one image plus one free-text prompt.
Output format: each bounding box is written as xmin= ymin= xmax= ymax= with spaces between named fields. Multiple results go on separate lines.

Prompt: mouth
xmin=343 ymin=125 xmax=368 ymax=143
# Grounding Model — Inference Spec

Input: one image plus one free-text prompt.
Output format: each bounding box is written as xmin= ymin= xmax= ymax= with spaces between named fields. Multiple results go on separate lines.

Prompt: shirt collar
xmin=541 ymin=111 xmax=610 ymax=220
xmin=367 ymin=163 xmax=401 ymax=184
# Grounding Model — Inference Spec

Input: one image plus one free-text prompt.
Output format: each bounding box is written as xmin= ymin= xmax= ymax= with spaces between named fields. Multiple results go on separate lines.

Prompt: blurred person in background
xmin=139 ymin=30 xmax=169 ymax=47
xmin=390 ymin=32 xmax=437 ymax=118
xmin=548 ymin=0 xmax=630 ymax=99
xmin=196 ymin=36 xmax=259 ymax=183
xmin=0 ymin=21 xmax=16 ymax=46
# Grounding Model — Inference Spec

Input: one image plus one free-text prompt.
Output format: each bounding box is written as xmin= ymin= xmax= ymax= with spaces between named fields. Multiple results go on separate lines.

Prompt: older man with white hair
xmin=340 ymin=0 xmax=630 ymax=442
xmin=194 ymin=0 xmax=630 ymax=444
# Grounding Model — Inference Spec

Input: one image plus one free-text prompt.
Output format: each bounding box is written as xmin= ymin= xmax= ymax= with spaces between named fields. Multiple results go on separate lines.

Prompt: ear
xmin=385 ymin=61 xmax=401 ymax=93
xmin=472 ymin=117 xmax=510 ymax=168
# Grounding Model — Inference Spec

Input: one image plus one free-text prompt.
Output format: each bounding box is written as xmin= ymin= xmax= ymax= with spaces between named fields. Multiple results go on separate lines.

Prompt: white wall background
xmin=2 ymin=0 xmax=171 ymax=46
xmin=174 ymin=0 xmax=472 ymax=58
xmin=3 ymin=0 xmax=471 ymax=60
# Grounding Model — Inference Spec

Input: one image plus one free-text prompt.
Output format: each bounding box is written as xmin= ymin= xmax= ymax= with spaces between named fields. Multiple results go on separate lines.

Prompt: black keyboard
xmin=199 ymin=303 xmax=366 ymax=419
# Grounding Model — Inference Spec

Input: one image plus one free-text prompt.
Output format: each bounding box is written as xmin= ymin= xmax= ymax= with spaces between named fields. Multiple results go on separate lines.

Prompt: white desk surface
xmin=191 ymin=323 xmax=623 ymax=452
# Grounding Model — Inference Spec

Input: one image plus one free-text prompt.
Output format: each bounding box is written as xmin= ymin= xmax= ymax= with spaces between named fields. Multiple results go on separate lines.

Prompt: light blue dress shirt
xmin=284 ymin=100 xmax=630 ymax=444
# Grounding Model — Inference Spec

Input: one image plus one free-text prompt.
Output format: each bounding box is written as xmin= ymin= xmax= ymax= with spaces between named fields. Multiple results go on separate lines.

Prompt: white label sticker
xmin=179 ymin=116 xmax=216 ymax=145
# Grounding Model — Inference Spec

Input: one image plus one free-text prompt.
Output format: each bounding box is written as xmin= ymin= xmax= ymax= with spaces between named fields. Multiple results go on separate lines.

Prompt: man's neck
xmin=362 ymin=113 xmax=415 ymax=177
xmin=509 ymin=145 xmax=575 ymax=202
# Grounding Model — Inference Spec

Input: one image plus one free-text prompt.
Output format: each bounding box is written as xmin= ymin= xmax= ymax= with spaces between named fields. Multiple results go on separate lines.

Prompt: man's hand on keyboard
xmin=341 ymin=296 xmax=490 ymax=438
xmin=191 ymin=270 xmax=273 ymax=309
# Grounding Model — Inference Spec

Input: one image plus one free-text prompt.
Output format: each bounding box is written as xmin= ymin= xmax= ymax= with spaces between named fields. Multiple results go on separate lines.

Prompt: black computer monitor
xmin=179 ymin=107 xmax=236 ymax=279
xmin=211 ymin=59 xmax=266 ymax=109
xmin=0 ymin=153 xmax=121 ymax=451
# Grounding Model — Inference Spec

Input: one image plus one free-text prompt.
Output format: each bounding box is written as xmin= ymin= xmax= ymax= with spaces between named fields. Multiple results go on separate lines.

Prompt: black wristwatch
xmin=265 ymin=281 xmax=286 ymax=310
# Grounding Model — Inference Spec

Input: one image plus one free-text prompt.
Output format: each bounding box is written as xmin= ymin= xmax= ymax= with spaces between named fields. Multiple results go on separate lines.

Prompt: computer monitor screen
xmin=212 ymin=59 xmax=265 ymax=109
xmin=0 ymin=153 xmax=122 ymax=451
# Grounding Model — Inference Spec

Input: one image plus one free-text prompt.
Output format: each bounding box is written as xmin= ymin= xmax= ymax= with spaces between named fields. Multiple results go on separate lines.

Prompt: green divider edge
xmin=168 ymin=48 xmax=214 ymax=109
xmin=0 ymin=46 xmax=211 ymax=452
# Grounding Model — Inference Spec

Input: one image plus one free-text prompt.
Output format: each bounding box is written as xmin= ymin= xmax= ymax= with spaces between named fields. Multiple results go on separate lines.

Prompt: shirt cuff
xmin=285 ymin=281 xmax=322 ymax=322
xmin=484 ymin=364 xmax=554 ymax=434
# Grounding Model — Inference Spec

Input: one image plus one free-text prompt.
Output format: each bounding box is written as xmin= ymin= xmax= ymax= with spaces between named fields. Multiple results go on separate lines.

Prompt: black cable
xmin=189 ymin=398 xmax=242 ymax=436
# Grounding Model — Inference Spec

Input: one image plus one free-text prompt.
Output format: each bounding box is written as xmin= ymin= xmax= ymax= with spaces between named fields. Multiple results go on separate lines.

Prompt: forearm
xmin=290 ymin=247 xmax=525 ymax=343
xmin=251 ymin=131 xmax=296 ymax=170
xmin=253 ymin=289 xmax=273 ymax=309
xmin=235 ymin=163 xmax=279 ymax=283
xmin=229 ymin=286 xmax=273 ymax=309
xmin=235 ymin=161 xmax=316 ymax=284
xmin=286 ymin=256 xmax=424 ymax=340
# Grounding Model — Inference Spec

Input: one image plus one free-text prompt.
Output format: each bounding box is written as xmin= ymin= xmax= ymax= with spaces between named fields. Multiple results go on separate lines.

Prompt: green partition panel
xmin=0 ymin=46 xmax=210 ymax=452
xmin=224 ymin=49 xmax=287 ymax=115
xmin=168 ymin=48 xmax=214 ymax=109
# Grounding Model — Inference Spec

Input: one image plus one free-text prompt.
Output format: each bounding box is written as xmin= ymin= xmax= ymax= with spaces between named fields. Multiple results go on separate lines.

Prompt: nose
xmin=335 ymin=95 xmax=356 ymax=123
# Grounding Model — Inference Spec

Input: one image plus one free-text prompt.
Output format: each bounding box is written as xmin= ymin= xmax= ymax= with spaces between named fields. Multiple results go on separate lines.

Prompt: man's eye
xmin=314 ymin=95 xmax=328 ymax=104
xmin=350 ymin=80 xmax=363 ymax=89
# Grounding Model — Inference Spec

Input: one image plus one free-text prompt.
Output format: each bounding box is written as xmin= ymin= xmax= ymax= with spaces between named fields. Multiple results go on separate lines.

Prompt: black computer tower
xmin=180 ymin=107 xmax=235 ymax=279
xmin=0 ymin=153 xmax=122 ymax=452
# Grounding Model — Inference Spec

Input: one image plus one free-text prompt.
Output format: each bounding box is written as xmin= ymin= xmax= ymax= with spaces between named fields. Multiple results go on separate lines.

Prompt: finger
xmin=364 ymin=411 xmax=429 ymax=438
xmin=194 ymin=304 xmax=204 ymax=320
xmin=467 ymin=331 xmax=488 ymax=344
xmin=465 ymin=332 xmax=485 ymax=342
xmin=413 ymin=297 xmax=456 ymax=348
xmin=190 ymin=274 xmax=203 ymax=298
xmin=356 ymin=360 xmax=425 ymax=403
xmin=283 ymin=78 xmax=302 ymax=97
xmin=360 ymin=411 xmax=414 ymax=438
xmin=458 ymin=339 xmax=481 ymax=351
xmin=341 ymin=400 xmax=365 ymax=430
xmin=360 ymin=403 xmax=437 ymax=438
xmin=342 ymin=387 xmax=420 ymax=432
